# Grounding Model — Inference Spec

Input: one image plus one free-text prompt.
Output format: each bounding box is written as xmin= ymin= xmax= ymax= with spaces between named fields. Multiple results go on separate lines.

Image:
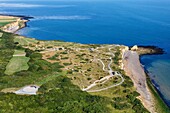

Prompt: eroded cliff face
xmin=123 ymin=50 xmax=155 ymax=113
xmin=0 ymin=18 xmax=28 ymax=33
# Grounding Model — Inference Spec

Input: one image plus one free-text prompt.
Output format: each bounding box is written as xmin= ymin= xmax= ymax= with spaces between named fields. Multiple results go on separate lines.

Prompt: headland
xmin=0 ymin=14 xmax=169 ymax=113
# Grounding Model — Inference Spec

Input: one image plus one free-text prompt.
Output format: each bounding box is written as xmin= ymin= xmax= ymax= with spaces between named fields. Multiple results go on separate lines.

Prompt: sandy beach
xmin=122 ymin=49 xmax=155 ymax=113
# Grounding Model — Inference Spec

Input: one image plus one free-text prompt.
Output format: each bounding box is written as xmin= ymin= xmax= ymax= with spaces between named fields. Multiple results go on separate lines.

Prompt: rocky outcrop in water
xmin=130 ymin=45 xmax=164 ymax=56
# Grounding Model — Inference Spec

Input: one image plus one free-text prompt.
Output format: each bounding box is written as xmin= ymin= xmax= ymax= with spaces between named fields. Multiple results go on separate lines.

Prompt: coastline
xmin=137 ymin=46 xmax=170 ymax=110
xmin=0 ymin=14 xmax=33 ymax=33
xmin=0 ymin=14 xmax=33 ymax=20
xmin=122 ymin=47 xmax=170 ymax=112
xmin=1 ymin=14 xmax=169 ymax=112
xmin=145 ymin=68 xmax=170 ymax=113
xmin=122 ymin=49 xmax=155 ymax=112
xmin=140 ymin=57 xmax=170 ymax=112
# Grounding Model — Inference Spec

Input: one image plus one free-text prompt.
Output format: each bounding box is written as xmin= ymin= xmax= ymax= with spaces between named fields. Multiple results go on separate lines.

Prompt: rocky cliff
xmin=0 ymin=18 xmax=28 ymax=33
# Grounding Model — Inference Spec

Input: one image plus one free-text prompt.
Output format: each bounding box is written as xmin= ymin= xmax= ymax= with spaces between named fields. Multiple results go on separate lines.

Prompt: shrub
xmin=48 ymin=56 xmax=56 ymax=60
xmin=63 ymin=63 xmax=72 ymax=66
xmin=87 ymin=78 xmax=92 ymax=80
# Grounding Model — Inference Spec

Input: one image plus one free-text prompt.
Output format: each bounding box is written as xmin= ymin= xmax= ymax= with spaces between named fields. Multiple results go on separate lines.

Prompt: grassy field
xmin=5 ymin=55 xmax=30 ymax=75
xmin=13 ymin=49 xmax=26 ymax=55
xmin=14 ymin=36 xmax=38 ymax=46
xmin=4 ymin=49 xmax=30 ymax=75
xmin=36 ymin=71 xmax=67 ymax=86
xmin=0 ymin=20 xmax=16 ymax=27
xmin=0 ymin=16 xmax=18 ymax=27
xmin=0 ymin=22 xmax=11 ymax=27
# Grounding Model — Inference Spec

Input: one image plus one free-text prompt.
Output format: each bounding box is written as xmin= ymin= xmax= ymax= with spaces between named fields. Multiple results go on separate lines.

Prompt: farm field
xmin=5 ymin=50 xmax=30 ymax=75
xmin=0 ymin=16 xmax=18 ymax=27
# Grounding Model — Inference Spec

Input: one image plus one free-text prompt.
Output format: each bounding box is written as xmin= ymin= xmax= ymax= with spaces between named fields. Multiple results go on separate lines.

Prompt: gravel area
xmin=15 ymin=85 xmax=39 ymax=95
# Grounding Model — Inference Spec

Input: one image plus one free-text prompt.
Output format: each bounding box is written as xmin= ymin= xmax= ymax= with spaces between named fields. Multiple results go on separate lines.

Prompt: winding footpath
xmin=82 ymin=47 xmax=124 ymax=92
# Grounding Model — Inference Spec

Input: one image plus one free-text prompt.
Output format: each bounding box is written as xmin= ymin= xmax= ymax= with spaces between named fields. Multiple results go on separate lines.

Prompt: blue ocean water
xmin=0 ymin=0 xmax=170 ymax=106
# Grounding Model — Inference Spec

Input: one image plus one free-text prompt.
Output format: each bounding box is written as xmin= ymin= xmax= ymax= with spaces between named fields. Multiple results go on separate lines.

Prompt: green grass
xmin=14 ymin=36 xmax=38 ymax=45
xmin=13 ymin=49 xmax=25 ymax=55
xmin=36 ymin=71 xmax=67 ymax=86
xmin=5 ymin=56 xmax=30 ymax=75
xmin=0 ymin=18 xmax=16 ymax=20
xmin=0 ymin=22 xmax=11 ymax=27
xmin=0 ymin=18 xmax=17 ymax=27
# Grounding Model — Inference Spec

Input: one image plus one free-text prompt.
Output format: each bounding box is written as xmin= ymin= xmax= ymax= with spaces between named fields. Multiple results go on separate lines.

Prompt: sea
xmin=0 ymin=0 xmax=170 ymax=107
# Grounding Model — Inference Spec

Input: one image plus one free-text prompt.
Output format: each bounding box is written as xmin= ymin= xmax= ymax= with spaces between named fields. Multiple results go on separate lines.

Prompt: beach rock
xmin=131 ymin=45 xmax=138 ymax=51
xmin=137 ymin=46 xmax=164 ymax=55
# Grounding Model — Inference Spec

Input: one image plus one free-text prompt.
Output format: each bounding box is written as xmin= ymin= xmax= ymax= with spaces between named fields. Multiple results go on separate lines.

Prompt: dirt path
xmin=82 ymin=47 xmax=124 ymax=92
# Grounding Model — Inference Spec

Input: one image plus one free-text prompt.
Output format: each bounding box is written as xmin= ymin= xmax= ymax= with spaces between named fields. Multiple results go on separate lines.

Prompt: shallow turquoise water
xmin=0 ymin=0 xmax=170 ymax=106
xmin=149 ymin=60 xmax=170 ymax=98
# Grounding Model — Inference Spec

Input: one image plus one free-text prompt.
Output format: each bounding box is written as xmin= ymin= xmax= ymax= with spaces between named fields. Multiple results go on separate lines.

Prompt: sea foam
xmin=0 ymin=3 xmax=75 ymax=8
xmin=0 ymin=3 xmax=44 ymax=8
xmin=34 ymin=16 xmax=91 ymax=20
